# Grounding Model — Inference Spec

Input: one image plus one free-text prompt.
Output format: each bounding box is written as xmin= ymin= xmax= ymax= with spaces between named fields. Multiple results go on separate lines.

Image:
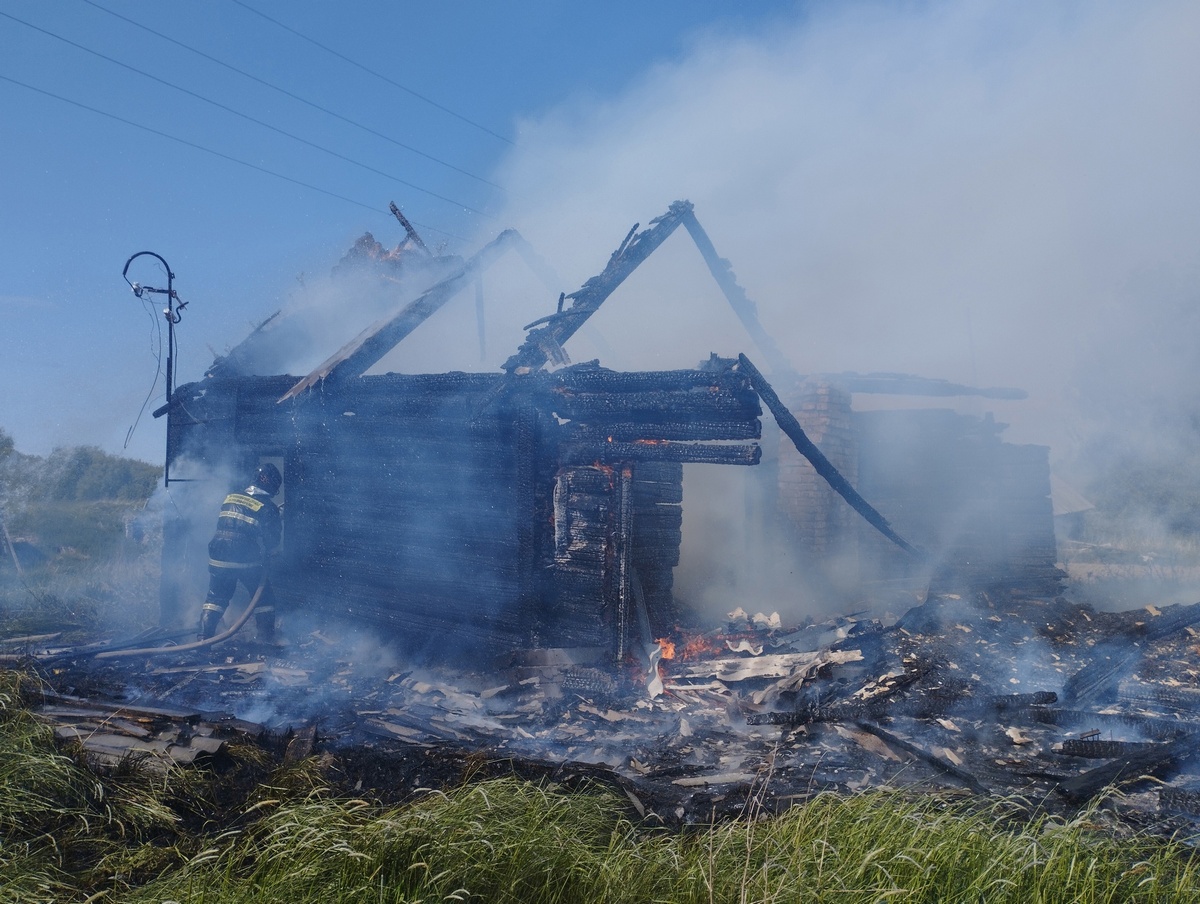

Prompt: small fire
xmin=682 ymin=634 xmax=724 ymax=659
xmin=655 ymin=638 xmax=676 ymax=660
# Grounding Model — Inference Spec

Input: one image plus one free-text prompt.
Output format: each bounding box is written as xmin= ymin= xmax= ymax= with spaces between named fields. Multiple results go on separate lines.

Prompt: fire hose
xmin=90 ymin=571 xmax=271 ymax=660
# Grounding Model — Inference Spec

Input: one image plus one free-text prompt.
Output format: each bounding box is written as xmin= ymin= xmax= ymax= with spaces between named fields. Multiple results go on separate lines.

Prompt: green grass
xmin=118 ymin=782 xmax=1200 ymax=904
xmin=0 ymin=548 xmax=160 ymax=642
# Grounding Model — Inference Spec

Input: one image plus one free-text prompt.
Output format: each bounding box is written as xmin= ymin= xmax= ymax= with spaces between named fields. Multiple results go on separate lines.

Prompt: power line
xmin=229 ymin=0 xmax=514 ymax=147
xmin=79 ymin=0 xmax=507 ymax=193
xmin=0 ymin=73 xmax=469 ymax=242
xmin=2 ymin=9 xmax=493 ymax=218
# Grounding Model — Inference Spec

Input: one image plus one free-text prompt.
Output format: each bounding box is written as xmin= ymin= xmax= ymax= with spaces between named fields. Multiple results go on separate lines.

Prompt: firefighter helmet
xmin=254 ymin=463 xmax=282 ymax=496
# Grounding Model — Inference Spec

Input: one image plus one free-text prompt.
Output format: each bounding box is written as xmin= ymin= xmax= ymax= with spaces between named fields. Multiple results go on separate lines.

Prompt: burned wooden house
xmin=157 ymin=201 xmax=1059 ymax=663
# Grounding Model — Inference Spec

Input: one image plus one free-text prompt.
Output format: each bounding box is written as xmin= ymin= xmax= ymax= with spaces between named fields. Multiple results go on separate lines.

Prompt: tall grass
xmin=0 ymin=545 xmax=159 ymax=640
xmin=0 ymin=669 xmax=186 ymax=900
xmin=126 ymin=778 xmax=1200 ymax=904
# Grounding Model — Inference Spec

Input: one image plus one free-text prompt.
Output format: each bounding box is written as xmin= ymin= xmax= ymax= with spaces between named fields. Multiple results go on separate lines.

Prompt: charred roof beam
xmin=502 ymin=201 xmax=696 ymax=375
xmin=502 ymin=200 xmax=798 ymax=382
xmin=280 ymin=229 xmax=533 ymax=402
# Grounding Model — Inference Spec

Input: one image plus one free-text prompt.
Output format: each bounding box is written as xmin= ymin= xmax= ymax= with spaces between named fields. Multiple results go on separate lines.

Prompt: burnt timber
xmin=166 ymin=363 xmax=761 ymax=658
xmin=159 ymin=200 xmax=1060 ymax=660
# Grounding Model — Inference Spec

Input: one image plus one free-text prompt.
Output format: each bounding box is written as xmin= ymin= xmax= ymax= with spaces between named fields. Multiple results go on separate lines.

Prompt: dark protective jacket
xmin=207 ymin=485 xmax=281 ymax=568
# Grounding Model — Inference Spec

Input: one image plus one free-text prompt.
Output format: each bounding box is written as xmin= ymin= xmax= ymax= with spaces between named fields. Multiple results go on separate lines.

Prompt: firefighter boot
xmin=197 ymin=605 xmax=223 ymax=641
xmin=255 ymin=610 xmax=277 ymax=645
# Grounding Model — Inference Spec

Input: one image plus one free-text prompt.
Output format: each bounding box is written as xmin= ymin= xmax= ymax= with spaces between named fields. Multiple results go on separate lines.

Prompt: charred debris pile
xmin=19 ymin=591 xmax=1200 ymax=831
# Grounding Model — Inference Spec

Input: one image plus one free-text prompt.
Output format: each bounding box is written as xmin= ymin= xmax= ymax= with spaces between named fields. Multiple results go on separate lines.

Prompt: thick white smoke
xmin=478 ymin=0 xmax=1200 ymax=462
xmin=450 ymin=0 xmax=1200 ymax=617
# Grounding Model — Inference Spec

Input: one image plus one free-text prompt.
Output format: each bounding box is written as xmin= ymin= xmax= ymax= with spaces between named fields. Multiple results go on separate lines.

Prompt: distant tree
xmin=0 ymin=432 xmax=160 ymax=560
xmin=41 ymin=446 xmax=159 ymax=502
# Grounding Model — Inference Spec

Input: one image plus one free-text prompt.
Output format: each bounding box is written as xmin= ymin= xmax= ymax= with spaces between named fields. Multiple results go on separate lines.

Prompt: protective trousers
xmin=199 ymin=562 xmax=277 ymax=641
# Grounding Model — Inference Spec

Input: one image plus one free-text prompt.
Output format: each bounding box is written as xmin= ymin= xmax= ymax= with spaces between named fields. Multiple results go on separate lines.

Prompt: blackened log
xmin=988 ymin=692 xmax=1058 ymax=710
xmin=1057 ymin=734 xmax=1200 ymax=803
xmin=389 ymin=202 xmax=431 ymax=255
xmin=634 ymin=461 xmax=684 ymax=482
xmin=561 ymin=441 xmax=761 ymax=466
xmin=39 ymin=694 xmax=201 ymax=724
xmin=1134 ymin=601 xmax=1200 ymax=640
xmin=562 ymin=420 xmax=761 ymax=443
xmin=553 ymin=367 xmax=751 ymax=394
xmin=633 ymin=505 xmax=683 ymax=530
xmin=1118 ymin=681 xmax=1200 ymax=716
xmin=632 ymin=547 xmax=681 ymax=568
xmin=747 ymin=702 xmax=887 ymax=726
xmin=855 ymin=721 xmax=988 ymax=794
xmin=632 ymin=480 xmax=685 ymax=505
xmin=632 ymin=486 xmax=684 ymax=505
xmin=629 ymin=527 xmax=683 ymax=548
xmin=738 ymin=354 xmax=920 ymax=556
xmin=1037 ymin=710 xmax=1191 ymax=741
xmin=983 ymin=705 xmax=1061 ymax=725
xmin=746 ymin=711 xmax=809 ymax=726
xmin=1062 ymin=647 xmax=1141 ymax=707
xmin=1060 ymin=739 xmax=1154 ymax=759
xmin=551 ymin=388 xmax=760 ymax=421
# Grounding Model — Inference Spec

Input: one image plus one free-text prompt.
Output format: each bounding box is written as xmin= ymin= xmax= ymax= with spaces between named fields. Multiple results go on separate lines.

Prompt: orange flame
xmin=655 ymin=638 xmax=676 ymax=660
xmin=682 ymin=634 xmax=724 ymax=660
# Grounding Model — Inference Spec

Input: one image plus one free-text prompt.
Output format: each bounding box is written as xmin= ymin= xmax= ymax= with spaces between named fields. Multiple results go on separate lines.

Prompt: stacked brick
xmin=776 ymin=381 xmax=858 ymax=558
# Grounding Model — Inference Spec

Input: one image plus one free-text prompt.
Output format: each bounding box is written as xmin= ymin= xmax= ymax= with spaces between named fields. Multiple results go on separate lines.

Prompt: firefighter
xmin=197 ymin=463 xmax=283 ymax=642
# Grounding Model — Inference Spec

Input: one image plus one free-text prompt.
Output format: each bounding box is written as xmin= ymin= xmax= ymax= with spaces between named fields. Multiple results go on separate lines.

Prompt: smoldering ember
xmin=9 ymin=200 xmax=1200 ymax=830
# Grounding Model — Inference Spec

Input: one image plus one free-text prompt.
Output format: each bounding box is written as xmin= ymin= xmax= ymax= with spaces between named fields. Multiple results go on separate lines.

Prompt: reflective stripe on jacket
xmin=208 ymin=485 xmax=281 ymax=566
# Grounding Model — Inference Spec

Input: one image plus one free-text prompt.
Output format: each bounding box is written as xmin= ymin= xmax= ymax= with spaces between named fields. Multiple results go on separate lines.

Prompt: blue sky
xmin=3 ymin=0 xmax=1200 ymax=476
xmin=0 ymin=0 xmax=797 ymax=462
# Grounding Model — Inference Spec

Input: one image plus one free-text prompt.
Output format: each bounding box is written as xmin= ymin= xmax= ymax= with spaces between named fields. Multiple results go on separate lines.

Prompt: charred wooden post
xmin=615 ymin=465 xmax=635 ymax=661
xmin=678 ymin=208 xmax=794 ymax=379
xmin=737 ymin=354 xmax=920 ymax=556
xmin=388 ymin=201 xmax=431 ymax=256
xmin=503 ymin=203 xmax=694 ymax=376
xmin=515 ymin=397 xmax=540 ymax=641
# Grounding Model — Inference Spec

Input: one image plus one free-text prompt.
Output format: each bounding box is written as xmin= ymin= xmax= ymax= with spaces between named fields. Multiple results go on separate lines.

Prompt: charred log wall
xmin=165 ymin=364 xmax=761 ymax=658
xmin=240 ymin=373 xmax=530 ymax=653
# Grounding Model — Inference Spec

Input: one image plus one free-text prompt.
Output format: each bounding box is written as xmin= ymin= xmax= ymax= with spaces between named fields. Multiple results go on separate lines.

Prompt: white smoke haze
xmin=475 ymin=0 xmax=1200 ymax=459
xmin=413 ymin=0 xmax=1199 ymax=619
